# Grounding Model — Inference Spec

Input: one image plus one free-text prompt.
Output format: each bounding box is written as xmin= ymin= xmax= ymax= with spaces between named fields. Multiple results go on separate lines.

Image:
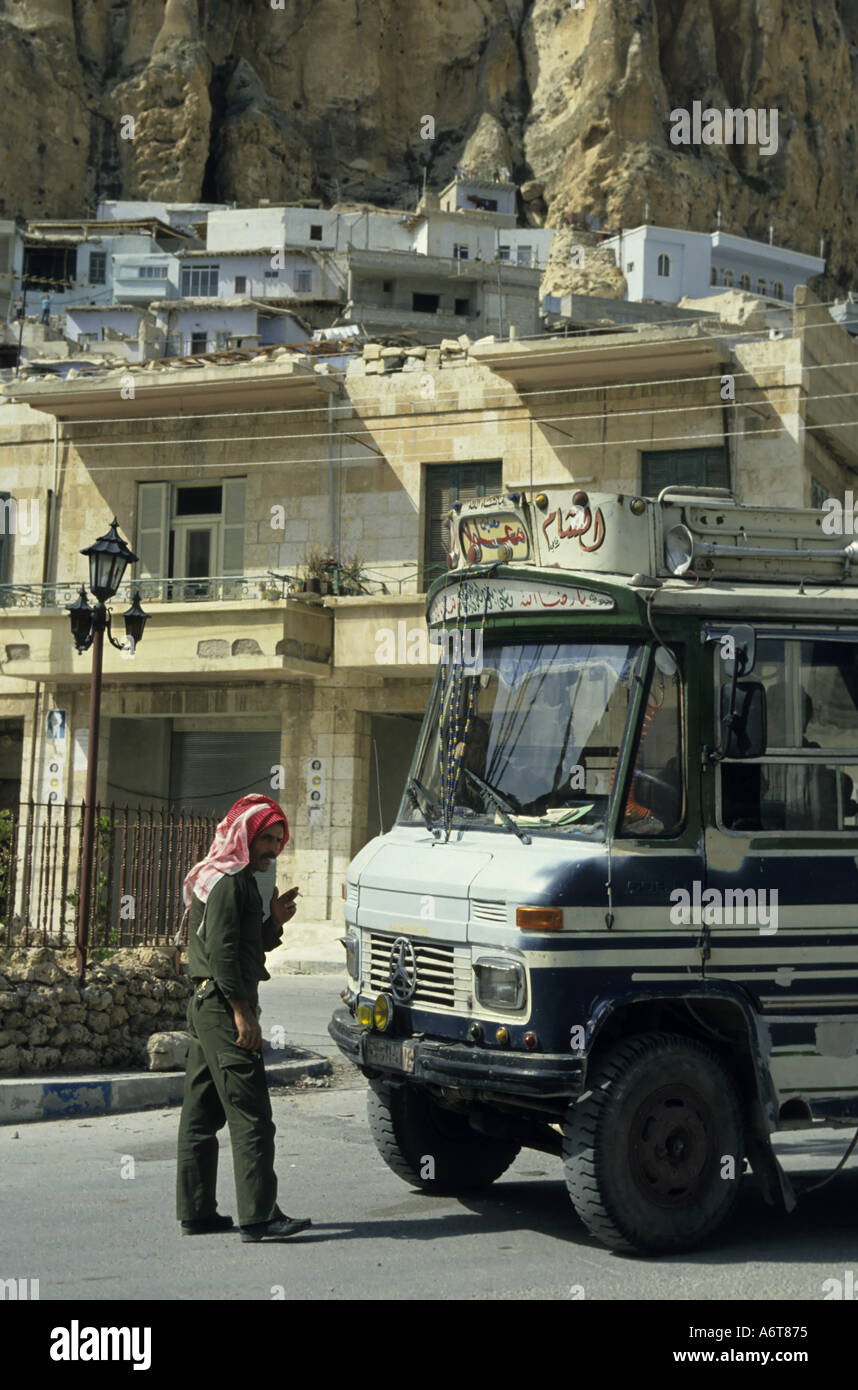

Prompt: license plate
xmin=366 ymin=1037 xmax=415 ymax=1073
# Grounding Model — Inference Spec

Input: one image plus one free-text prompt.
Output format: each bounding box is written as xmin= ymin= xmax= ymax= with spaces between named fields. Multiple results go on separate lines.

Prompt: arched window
xmin=757 ymin=278 xmax=767 ymax=295
xmin=657 ymin=253 xmax=670 ymax=277
xmin=723 ymin=268 xmax=734 ymax=287
xmin=740 ymin=273 xmax=751 ymax=291
xmin=773 ymin=281 xmax=784 ymax=300
xmin=710 ymin=266 xmax=718 ymax=285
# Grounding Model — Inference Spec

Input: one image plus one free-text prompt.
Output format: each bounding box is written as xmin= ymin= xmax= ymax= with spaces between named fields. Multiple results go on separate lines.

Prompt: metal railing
xmin=0 ymin=564 xmax=444 ymax=608
xmin=0 ymin=801 xmax=218 ymax=949
xmin=0 ymin=574 xmax=293 ymax=608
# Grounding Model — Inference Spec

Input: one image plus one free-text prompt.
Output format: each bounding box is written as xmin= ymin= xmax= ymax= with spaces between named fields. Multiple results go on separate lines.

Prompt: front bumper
xmin=328 ymin=1008 xmax=585 ymax=1099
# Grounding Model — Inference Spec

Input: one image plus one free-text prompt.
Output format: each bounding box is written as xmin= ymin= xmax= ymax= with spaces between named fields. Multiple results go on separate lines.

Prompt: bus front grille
xmin=366 ymin=931 xmax=471 ymax=1012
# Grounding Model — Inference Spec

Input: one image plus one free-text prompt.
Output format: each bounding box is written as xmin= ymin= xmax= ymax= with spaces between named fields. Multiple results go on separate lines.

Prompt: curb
xmin=0 ymin=1051 xmax=332 ymax=1126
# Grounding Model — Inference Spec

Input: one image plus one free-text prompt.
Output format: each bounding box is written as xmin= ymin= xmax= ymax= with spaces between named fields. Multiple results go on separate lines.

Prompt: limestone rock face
xmin=0 ymin=0 xmax=855 ymax=289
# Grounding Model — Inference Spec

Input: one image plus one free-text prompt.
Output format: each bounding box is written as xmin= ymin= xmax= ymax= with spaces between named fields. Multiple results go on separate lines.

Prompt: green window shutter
xmin=423 ymin=460 xmax=502 ymax=581
xmin=136 ymin=482 xmax=169 ymax=579
xmin=221 ymin=478 xmax=246 ymax=576
xmin=0 ymin=492 xmax=10 ymax=589
xmin=641 ymin=448 xmax=729 ymax=498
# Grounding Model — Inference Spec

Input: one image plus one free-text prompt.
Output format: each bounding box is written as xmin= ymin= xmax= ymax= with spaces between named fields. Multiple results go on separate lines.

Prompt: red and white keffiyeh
xmin=182 ymin=793 xmax=289 ymax=907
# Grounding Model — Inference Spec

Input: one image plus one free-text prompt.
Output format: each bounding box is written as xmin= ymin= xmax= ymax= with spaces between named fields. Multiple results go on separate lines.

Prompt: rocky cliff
xmin=1 ymin=0 xmax=855 ymax=292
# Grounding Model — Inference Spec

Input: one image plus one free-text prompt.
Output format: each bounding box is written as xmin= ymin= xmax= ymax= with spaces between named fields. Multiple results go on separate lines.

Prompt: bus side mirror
xmin=720 ymin=680 xmax=767 ymax=759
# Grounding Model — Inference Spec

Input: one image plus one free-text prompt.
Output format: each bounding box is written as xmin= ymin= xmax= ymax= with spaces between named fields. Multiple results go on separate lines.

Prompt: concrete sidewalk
xmin=0 ymin=1042 xmax=332 ymax=1126
xmin=265 ymin=917 xmax=345 ymax=974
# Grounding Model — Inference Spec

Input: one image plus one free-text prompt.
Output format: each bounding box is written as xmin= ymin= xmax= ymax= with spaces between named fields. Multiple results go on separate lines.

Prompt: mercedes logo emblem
xmin=389 ymin=936 xmax=417 ymax=1003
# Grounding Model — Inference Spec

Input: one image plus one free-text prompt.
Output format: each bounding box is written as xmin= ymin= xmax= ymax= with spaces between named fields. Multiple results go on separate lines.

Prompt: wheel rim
xmin=627 ymin=1084 xmax=716 ymax=1208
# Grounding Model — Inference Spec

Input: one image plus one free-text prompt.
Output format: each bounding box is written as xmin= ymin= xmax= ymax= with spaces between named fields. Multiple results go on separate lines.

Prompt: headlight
xmin=473 ymin=958 xmax=525 ymax=1011
xmin=339 ymin=933 xmax=359 ymax=980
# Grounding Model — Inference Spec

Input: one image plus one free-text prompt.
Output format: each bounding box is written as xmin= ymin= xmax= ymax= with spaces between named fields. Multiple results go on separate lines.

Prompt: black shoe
xmin=239 ymin=1212 xmax=312 ymax=1243
xmin=181 ymin=1214 xmax=234 ymax=1235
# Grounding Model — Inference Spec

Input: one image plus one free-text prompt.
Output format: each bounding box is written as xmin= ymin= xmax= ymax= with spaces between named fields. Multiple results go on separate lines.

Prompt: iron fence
xmin=0 ymin=802 xmax=218 ymax=949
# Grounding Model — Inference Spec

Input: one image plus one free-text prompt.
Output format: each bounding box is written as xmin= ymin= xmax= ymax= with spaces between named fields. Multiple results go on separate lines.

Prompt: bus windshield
xmin=401 ymin=639 xmax=644 ymax=837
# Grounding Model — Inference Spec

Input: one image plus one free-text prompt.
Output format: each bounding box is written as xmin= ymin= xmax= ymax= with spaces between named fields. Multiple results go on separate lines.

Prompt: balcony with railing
xmin=0 ymin=564 xmax=446 ymax=681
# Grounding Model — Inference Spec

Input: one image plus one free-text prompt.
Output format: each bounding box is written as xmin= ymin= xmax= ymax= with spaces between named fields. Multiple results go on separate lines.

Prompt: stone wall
xmin=0 ymin=947 xmax=192 ymax=1075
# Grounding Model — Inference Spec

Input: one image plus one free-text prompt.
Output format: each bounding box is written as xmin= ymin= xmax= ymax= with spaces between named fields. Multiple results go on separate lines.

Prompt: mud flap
xmin=746 ymin=1131 xmax=797 ymax=1213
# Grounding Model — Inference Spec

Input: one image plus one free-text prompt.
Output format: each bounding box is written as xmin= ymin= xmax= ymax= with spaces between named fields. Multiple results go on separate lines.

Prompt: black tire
xmin=366 ymin=1081 xmax=521 ymax=1194
xmin=562 ymin=1032 xmax=744 ymax=1254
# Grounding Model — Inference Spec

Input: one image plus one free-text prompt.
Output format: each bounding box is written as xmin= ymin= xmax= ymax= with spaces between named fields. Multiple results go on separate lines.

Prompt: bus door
xmin=609 ymin=644 xmax=704 ymax=987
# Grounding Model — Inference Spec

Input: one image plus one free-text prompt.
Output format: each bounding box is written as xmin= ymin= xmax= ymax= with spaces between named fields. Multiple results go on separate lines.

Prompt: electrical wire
xmin=42 ymin=386 xmax=858 ymax=451
xmin=32 ymin=411 xmax=858 ymax=475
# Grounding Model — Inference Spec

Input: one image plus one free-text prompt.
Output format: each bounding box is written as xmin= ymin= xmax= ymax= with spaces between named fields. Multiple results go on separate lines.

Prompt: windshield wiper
xmin=407 ymin=777 xmax=440 ymax=837
xmin=463 ymin=768 xmax=531 ymax=844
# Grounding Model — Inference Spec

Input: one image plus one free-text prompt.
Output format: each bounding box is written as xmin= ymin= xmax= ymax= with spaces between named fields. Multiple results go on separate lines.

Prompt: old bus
xmin=329 ymin=486 xmax=858 ymax=1253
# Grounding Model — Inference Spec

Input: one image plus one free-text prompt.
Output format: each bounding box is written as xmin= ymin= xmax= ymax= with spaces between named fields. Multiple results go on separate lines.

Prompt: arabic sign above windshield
xmin=428 ymin=577 xmax=615 ymax=624
xmin=459 ymin=513 xmax=529 ymax=561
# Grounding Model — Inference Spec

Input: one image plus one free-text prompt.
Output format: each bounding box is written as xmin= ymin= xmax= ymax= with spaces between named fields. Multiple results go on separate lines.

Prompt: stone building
xmin=0 ymin=287 xmax=855 ymax=943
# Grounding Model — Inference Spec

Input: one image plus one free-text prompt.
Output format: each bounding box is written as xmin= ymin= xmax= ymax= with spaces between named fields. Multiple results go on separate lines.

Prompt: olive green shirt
xmin=186 ymin=867 xmax=282 ymax=1009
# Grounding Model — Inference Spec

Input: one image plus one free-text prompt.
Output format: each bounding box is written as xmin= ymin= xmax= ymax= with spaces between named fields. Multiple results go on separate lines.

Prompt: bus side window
xmin=619 ymin=659 xmax=684 ymax=837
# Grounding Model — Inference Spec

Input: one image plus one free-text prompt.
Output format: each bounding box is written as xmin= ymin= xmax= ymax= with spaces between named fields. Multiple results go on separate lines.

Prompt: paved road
xmin=3 ymin=976 xmax=857 ymax=1301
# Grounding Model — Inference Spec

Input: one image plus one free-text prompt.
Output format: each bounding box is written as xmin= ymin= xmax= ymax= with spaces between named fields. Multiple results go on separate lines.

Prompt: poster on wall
xmin=41 ymin=708 xmax=67 ymax=805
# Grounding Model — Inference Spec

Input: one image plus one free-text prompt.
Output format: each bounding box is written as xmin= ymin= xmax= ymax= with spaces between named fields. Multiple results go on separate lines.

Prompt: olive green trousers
xmin=175 ymin=985 xmax=278 ymax=1227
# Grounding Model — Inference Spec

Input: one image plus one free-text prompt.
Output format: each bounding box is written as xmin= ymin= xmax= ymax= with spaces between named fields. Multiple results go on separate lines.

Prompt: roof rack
xmin=658 ymin=492 xmax=858 ymax=582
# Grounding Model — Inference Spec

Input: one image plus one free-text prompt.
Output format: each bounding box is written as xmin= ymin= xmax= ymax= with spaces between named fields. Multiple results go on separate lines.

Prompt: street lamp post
xmin=66 ymin=519 xmax=149 ymax=979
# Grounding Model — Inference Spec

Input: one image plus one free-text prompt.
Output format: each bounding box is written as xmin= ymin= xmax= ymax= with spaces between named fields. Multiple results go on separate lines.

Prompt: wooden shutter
xmin=136 ymin=482 xmax=169 ymax=580
xmin=641 ymin=448 xmax=729 ymax=498
xmin=423 ymin=461 xmax=502 ymax=583
xmin=0 ymin=492 xmax=10 ymax=587
xmin=221 ymin=477 xmax=246 ymax=576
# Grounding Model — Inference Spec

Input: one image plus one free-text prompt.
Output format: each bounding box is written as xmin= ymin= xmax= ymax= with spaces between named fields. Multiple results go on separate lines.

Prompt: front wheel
xmin=562 ymin=1032 xmax=744 ymax=1254
xmin=367 ymin=1081 xmax=521 ymax=1194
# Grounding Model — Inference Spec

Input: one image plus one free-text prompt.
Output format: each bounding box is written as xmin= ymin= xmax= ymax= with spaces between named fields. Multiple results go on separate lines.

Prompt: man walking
xmin=176 ymin=792 xmax=311 ymax=1241
xmin=40 ymin=291 xmax=53 ymax=325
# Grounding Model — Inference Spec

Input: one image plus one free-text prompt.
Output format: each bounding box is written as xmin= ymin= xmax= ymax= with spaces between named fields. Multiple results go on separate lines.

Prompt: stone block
xmin=64 ymin=1046 xmax=97 ymax=1067
xmin=0 ymin=1044 xmax=20 ymax=1073
xmin=88 ymin=1012 xmax=110 ymax=1035
xmin=147 ymin=1031 xmax=191 ymax=1072
xmin=363 ymin=343 xmax=382 ymax=360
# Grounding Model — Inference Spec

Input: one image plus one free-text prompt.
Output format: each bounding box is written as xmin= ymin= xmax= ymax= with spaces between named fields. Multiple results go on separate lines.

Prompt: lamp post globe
xmin=80 ymin=517 xmax=139 ymax=602
xmin=66 ymin=586 xmax=93 ymax=653
xmin=122 ymin=591 xmax=149 ymax=646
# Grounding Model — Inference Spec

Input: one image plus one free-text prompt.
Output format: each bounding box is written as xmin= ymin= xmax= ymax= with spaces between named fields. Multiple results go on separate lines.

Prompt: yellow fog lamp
xmin=373 ymin=993 xmax=394 ymax=1032
xmin=356 ymin=1002 xmax=374 ymax=1029
xmin=516 ymin=906 xmax=563 ymax=932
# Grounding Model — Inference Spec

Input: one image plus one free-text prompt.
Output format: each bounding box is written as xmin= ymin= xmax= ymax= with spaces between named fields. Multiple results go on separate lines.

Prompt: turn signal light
xmin=495 ymin=1027 xmax=510 ymax=1046
xmin=516 ymin=906 xmax=563 ymax=931
xmin=356 ymin=1002 xmax=373 ymax=1029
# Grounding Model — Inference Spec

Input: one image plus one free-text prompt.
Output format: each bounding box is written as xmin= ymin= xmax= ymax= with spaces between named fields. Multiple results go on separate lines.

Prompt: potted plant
xmin=302 ymin=548 xmax=324 ymax=594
